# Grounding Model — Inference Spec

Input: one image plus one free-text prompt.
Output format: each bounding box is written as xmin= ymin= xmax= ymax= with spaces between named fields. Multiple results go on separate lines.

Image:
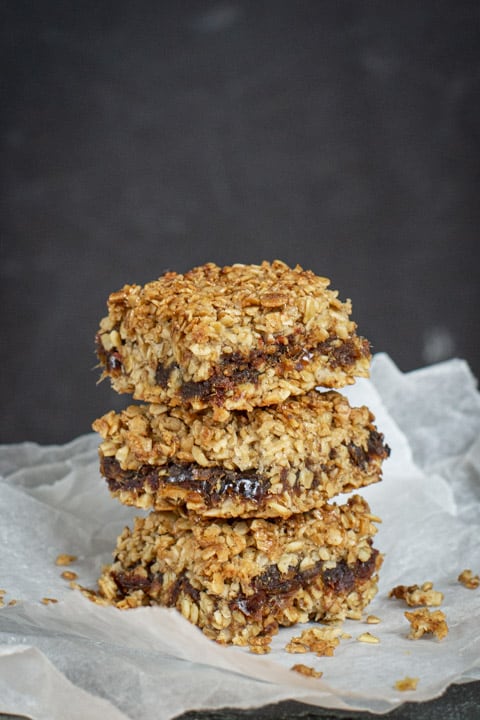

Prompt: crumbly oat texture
xmin=96 ymin=495 xmax=382 ymax=647
xmin=93 ymin=390 xmax=389 ymax=518
xmin=95 ymin=261 xmax=371 ymax=411
xmin=389 ymin=581 xmax=443 ymax=607
xmin=404 ymin=608 xmax=449 ymax=640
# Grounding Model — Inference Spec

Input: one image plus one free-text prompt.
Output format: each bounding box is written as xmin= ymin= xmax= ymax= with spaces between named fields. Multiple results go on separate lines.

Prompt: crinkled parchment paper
xmin=1 ymin=354 xmax=479 ymax=720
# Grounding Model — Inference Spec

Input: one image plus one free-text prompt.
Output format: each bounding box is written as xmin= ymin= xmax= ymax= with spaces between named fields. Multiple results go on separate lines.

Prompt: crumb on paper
xmin=0 ymin=590 xmax=17 ymax=609
xmin=458 ymin=569 xmax=479 ymax=589
xmin=71 ymin=582 xmax=109 ymax=605
xmin=285 ymin=626 xmax=342 ymax=656
xmin=404 ymin=608 xmax=448 ymax=640
xmin=357 ymin=632 xmax=380 ymax=644
xmin=41 ymin=597 xmax=58 ymax=605
xmin=249 ymin=644 xmax=271 ymax=655
xmin=248 ymin=636 xmax=271 ymax=654
xmin=55 ymin=553 xmax=77 ymax=566
xmin=61 ymin=570 xmax=78 ymax=581
xmin=291 ymin=663 xmax=323 ymax=679
xmin=70 ymin=581 xmax=112 ymax=609
xmin=389 ymin=581 xmax=443 ymax=607
xmin=395 ymin=676 xmax=419 ymax=692
xmin=366 ymin=614 xmax=381 ymax=624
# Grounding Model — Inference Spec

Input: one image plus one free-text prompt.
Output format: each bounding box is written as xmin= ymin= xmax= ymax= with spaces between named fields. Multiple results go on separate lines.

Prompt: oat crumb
xmin=249 ymin=644 xmax=271 ymax=655
xmin=8 ymin=599 xmax=17 ymax=606
xmin=389 ymin=581 xmax=443 ymax=607
xmin=458 ymin=569 xmax=479 ymax=589
xmin=291 ymin=663 xmax=323 ymax=679
xmin=41 ymin=597 xmax=58 ymax=605
xmin=61 ymin=570 xmax=78 ymax=581
xmin=404 ymin=608 xmax=448 ymax=640
xmin=286 ymin=626 xmax=342 ymax=656
xmin=366 ymin=614 xmax=381 ymax=624
xmin=395 ymin=676 xmax=419 ymax=692
xmin=357 ymin=632 xmax=380 ymax=644
xmin=55 ymin=554 xmax=77 ymax=566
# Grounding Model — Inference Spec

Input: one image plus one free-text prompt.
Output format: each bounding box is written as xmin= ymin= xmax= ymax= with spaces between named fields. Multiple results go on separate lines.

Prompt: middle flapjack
xmin=93 ymin=389 xmax=389 ymax=519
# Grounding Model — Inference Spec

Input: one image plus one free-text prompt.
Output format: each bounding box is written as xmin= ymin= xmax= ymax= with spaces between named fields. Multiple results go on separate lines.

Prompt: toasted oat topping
xmin=41 ymin=597 xmax=58 ymax=605
xmin=366 ymin=614 xmax=381 ymax=624
xmin=458 ymin=569 xmax=479 ymax=589
xmin=96 ymin=260 xmax=371 ymax=408
xmin=389 ymin=581 xmax=443 ymax=607
xmin=285 ymin=626 xmax=342 ymax=656
xmin=404 ymin=608 xmax=448 ymax=640
xmin=291 ymin=663 xmax=323 ymax=678
xmin=395 ymin=676 xmax=419 ymax=691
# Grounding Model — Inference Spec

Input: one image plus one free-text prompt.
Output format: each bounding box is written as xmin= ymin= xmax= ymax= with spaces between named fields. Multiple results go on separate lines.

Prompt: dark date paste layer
xmin=154 ymin=335 xmax=371 ymax=402
xmin=109 ymin=549 xmax=380 ymax=619
xmin=100 ymin=428 xmax=389 ymax=509
xmin=100 ymin=455 xmax=270 ymax=506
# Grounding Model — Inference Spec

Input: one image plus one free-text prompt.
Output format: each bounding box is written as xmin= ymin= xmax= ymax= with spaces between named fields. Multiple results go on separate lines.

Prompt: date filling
xmin=110 ymin=549 xmax=380 ymax=619
xmin=96 ymin=331 xmax=370 ymax=400
xmin=100 ymin=430 xmax=388 ymax=508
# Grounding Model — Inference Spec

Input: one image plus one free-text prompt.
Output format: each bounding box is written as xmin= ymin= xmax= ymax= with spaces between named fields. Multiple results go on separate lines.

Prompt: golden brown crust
xmin=93 ymin=390 xmax=389 ymax=518
xmin=96 ymin=495 xmax=382 ymax=646
xmin=96 ymin=260 xmax=371 ymax=409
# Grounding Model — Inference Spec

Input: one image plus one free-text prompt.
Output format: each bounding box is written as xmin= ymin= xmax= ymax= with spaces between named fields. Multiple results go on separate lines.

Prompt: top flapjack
xmin=96 ymin=260 xmax=370 ymax=412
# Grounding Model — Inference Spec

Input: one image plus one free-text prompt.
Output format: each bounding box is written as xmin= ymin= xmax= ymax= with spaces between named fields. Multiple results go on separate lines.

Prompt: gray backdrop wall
xmin=1 ymin=0 xmax=479 ymax=444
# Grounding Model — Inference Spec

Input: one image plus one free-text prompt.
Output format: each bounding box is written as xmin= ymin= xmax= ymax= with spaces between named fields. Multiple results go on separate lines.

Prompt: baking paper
xmin=0 ymin=353 xmax=479 ymax=719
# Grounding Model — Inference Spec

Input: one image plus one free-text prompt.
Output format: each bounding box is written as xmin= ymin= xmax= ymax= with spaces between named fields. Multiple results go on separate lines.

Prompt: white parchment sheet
xmin=0 ymin=354 xmax=479 ymax=720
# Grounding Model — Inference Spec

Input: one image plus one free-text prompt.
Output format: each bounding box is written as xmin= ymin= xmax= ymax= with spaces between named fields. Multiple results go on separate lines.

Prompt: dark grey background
xmin=1 ymin=0 xmax=479 ymax=445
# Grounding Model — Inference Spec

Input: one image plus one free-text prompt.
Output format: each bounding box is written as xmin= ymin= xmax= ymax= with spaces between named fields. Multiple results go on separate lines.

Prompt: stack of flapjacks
xmin=93 ymin=260 xmax=389 ymax=648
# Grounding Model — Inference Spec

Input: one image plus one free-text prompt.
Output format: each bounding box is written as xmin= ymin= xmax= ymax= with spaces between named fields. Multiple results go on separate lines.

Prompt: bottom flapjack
xmin=97 ymin=495 xmax=382 ymax=648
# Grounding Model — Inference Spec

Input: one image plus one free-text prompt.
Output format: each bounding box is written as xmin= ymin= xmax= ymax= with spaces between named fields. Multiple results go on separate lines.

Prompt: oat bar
xmin=95 ymin=261 xmax=371 ymax=411
xmin=93 ymin=390 xmax=389 ymax=518
xmin=97 ymin=495 xmax=382 ymax=646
